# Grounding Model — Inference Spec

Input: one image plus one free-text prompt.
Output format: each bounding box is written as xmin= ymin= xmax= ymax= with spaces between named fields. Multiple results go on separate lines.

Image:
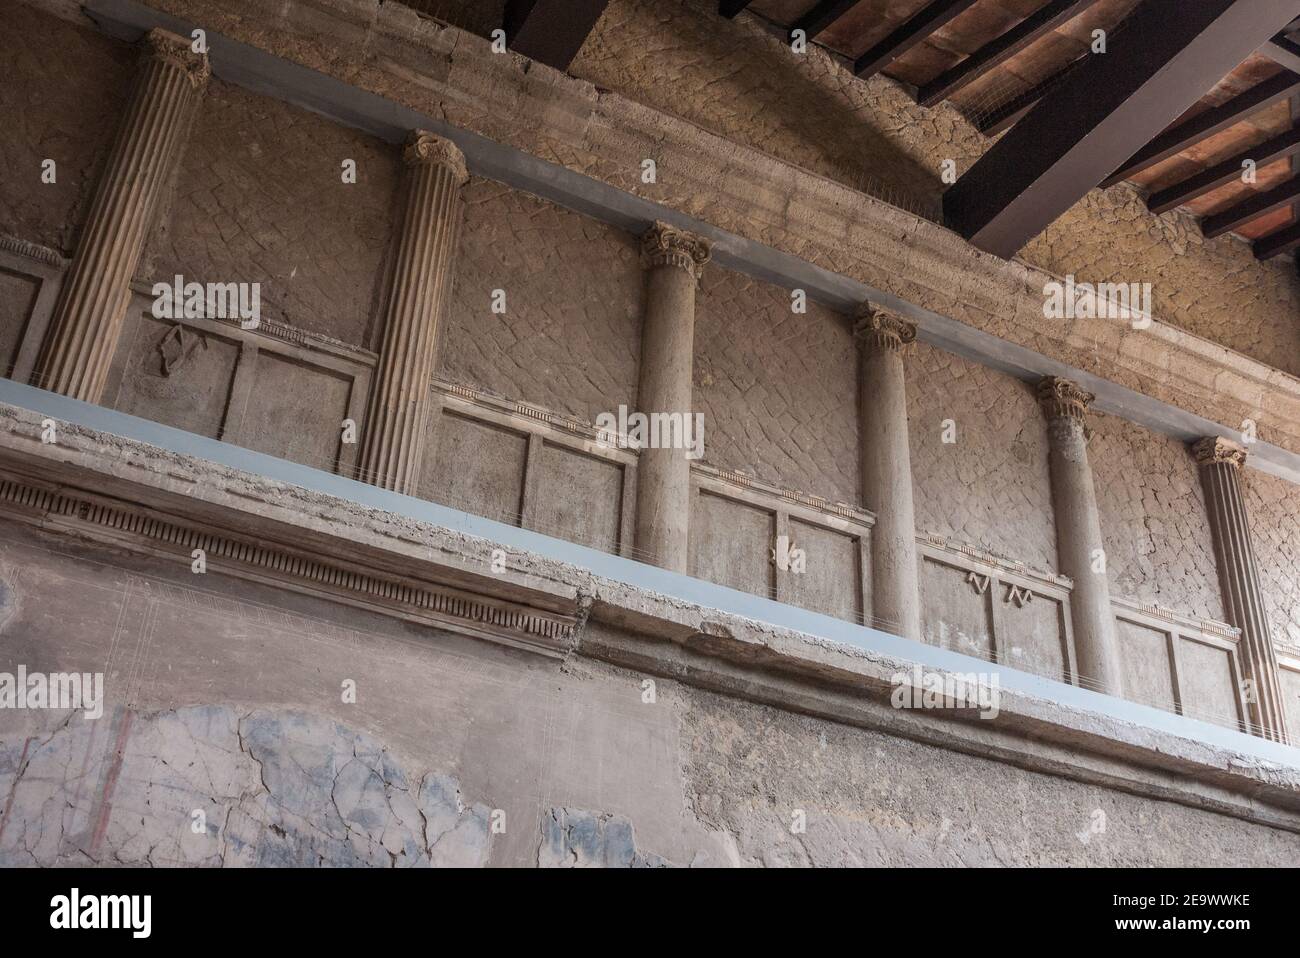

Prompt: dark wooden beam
xmin=854 ymin=0 xmax=980 ymax=79
xmin=976 ymin=55 xmax=1087 ymax=136
xmin=719 ymin=0 xmax=752 ymax=18
xmin=1254 ymin=220 xmax=1300 ymax=257
xmin=1100 ymin=70 xmax=1300 ymax=188
xmin=944 ymin=0 xmax=1300 ymax=259
xmin=792 ymin=0 xmax=863 ymax=41
xmin=1146 ymin=126 xmax=1300 ymax=214
xmin=504 ymin=0 xmax=611 ymax=70
xmin=1264 ymin=33 xmax=1300 ymax=71
xmin=916 ymin=0 xmax=1101 ymax=107
xmin=1201 ymin=175 xmax=1300 ymax=237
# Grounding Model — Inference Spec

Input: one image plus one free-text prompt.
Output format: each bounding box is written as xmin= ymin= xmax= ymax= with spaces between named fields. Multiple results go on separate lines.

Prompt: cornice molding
xmin=0 ymin=473 xmax=576 ymax=655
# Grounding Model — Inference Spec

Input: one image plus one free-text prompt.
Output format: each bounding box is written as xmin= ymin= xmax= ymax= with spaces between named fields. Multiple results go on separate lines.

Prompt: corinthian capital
xmin=1036 ymin=376 xmax=1093 ymax=423
xmin=853 ymin=303 xmax=916 ymax=353
xmin=640 ymin=222 xmax=712 ymax=279
xmin=1191 ymin=436 xmax=1248 ymax=470
xmin=141 ymin=28 xmax=211 ymax=89
xmin=402 ymin=131 xmax=469 ymax=184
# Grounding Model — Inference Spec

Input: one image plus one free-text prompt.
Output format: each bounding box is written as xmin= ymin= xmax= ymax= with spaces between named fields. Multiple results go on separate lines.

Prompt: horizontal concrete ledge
xmin=79 ymin=0 xmax=1300 ymax=487
xmin=4 ymin=376 xmax=1300 ymax=828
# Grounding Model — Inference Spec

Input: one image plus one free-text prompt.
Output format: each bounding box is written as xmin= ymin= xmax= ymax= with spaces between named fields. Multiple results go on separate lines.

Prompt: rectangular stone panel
xmin=1280 ymin=666 xmax=1300 ymax=747
xmin=532 ymin=442 xmax=625 ymax=555
xmin=1177 ymin=638 xmax=1241 ymax=730
xmin=785 ymin=518 xmax=861 ymax=622
xmin=691 ymin=491 xmax=774 ymax=599
xmin=920 ymin=557 xmax=993 ymax=662
xmin=0 ymin=268 xmax=39 ymax=377
xmin=240 ymin=352 xmax=353 ymax=472
xmin=421 ymin=410 xmax=528 ymax=526
xmin=113 ymin=313 xmax=240 ymax=439
xmin=998 ymin=590 xmax=1069 ymax=684
xmin=1117 ymin=618 xmax=1177 ymax=714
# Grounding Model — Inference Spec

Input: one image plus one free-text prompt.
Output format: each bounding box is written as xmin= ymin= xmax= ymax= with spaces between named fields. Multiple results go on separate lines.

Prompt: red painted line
xmin=88 ymin=709 xmax=134 ymax=857
xmin=0 ymin=737 xmax=33 ymax=848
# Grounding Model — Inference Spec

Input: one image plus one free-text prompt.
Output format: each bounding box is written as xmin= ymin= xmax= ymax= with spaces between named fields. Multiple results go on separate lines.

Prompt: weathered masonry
xmin=1 ymin=0 xmax=1300 ymax=867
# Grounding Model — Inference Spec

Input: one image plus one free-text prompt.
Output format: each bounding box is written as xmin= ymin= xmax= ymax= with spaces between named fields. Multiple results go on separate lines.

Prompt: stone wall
xmin=1 ymin=519 xmax=1298 ymax=867
xmin=0 ymin=3 xmax=132 ymax=257
xmin=439 ymin=178 xmax=644 ymax=424
xmin=1246 ymin=469 xmax=1300 ymax=651
xmin=1090 ymin=413 xmax=1223 ymax=621
xmin=694 ymin=267 xmax=859 ymax=504
xmin=907 ymin=343 xmax=1057 ymax=573
xmin=141 ymin=77 xmax=402 ymax=350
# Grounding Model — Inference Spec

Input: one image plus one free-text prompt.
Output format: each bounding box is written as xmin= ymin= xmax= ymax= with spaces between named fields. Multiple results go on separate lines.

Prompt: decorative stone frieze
xmin=0 ymin=473 xmax=576 ymax=654
xmin=33 ymin=28 xmax=210 ymax=402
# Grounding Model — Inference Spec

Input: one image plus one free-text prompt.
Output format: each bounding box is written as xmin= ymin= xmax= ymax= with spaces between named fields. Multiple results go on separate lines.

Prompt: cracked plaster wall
xmin=2 ymin=519 xmax=1300 ymax=867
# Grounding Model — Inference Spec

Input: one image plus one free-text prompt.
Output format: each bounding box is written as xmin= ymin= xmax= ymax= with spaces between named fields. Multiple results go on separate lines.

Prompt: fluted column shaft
xmin=359 ymin=132 xmax=468 ymax=495
xmin=1038 ymin=377 xmax=1123 ymax=696
xmin=856 ymin=306 xmax=921 ymax=641
xmin=633 ymin=223 xmax=711 ymax=572
xmin=1193 ymin=437 xmax=1288 ymax=742
xmin=35 ymin=29 xmax=209 ymax=402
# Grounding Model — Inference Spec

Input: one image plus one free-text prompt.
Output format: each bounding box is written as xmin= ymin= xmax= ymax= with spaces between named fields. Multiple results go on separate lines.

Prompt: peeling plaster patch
xmin=539 ymin=807 xmax=673 ymax=867
xmin=0 ymin=706 xmax=491 ymax=867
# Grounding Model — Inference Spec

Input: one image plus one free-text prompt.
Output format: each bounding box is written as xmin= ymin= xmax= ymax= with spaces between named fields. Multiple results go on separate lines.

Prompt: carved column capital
xmin=852 ymin=304 xmax=916 ymax=353
xmin=141 ymin=28 xmax=211 ymax=89
xmin=402 ymin=130 xmax=469 ymax=184
xmin=1036 ymin=376 xmax=1093 ymax=422
xmin=640 ymin=222 xmax=712 ymax=279
xmin=1191 ymin=436 xmax=1248 ymax=470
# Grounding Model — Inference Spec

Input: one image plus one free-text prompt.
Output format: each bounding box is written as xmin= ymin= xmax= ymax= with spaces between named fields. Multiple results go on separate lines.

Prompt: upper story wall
xmin=141 ymin=78 xmax=402 ymax=350
xmin=439 ymin=178 xmax=644 ymax=423
xmin=694 ymin=266 xmax=859 ymax=506
xmin=0 ymin=4 xmax=131 ymax=259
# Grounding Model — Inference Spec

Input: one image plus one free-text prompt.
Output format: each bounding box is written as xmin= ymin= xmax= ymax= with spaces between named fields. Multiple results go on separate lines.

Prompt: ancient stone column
xmin=855 ymin=304 xmax=921 ymax=641
xmin=1191 ymin=437 xmax=1288 ymax=742
xmin=633 ymin=222 xmax=711 ymax=572
xmin=359 ymin=131 xmax=469 ymax=495
xmin=1038 ymin=376 xmax=1123 ymax=696
xmin=35 ymin=29 xmax=209 ymax=403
